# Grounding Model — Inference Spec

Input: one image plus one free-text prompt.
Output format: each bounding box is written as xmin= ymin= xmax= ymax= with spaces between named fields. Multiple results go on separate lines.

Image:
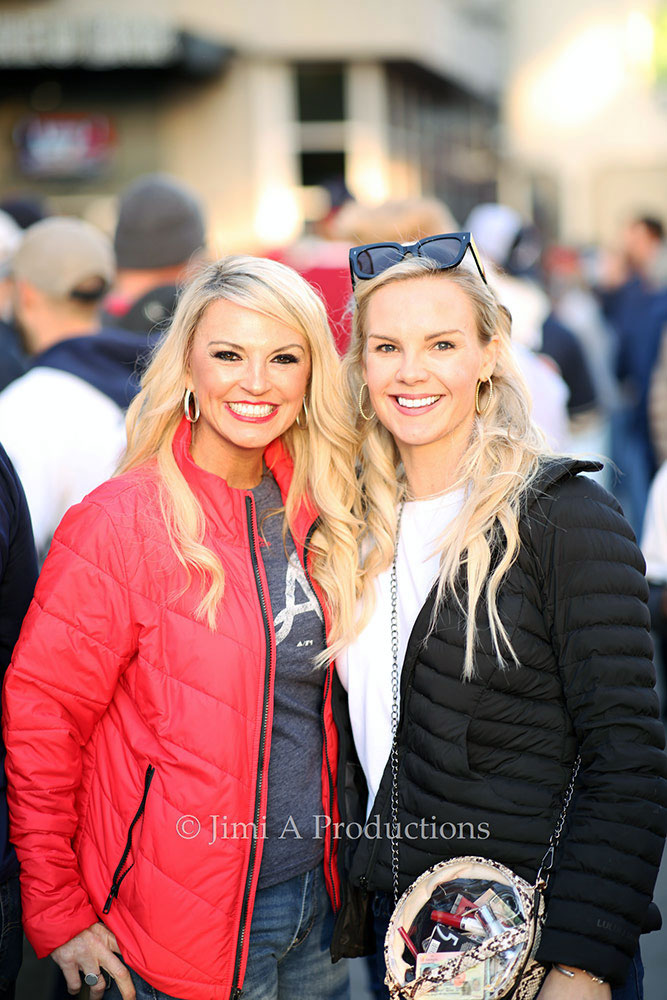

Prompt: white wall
xmin=503 ymin=0 xmax=667 ymax=241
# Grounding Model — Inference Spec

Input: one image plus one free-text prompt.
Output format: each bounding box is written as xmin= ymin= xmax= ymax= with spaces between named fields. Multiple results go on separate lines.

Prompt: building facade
xmin=0 ymin=0 xmax=504 ymax=250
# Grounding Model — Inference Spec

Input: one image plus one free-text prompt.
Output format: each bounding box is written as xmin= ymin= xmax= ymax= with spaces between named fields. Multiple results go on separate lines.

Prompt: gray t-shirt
xmin=251 ymin=470 xmax=326 ymax=889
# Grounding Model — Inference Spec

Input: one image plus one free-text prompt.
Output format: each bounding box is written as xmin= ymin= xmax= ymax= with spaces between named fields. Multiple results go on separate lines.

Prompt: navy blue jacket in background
xmin=0 ymin=321 xmax=26 ymax=395
xmin=0 ymin=444 xmax=38 ymax=882
xmin=34 ymin=325 xmax=161 ymax=410
xmin=542 ymin=313 xmax=598 ymax=416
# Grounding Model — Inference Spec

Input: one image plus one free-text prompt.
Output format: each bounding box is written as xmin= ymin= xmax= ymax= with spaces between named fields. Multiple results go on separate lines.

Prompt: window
xmin=295 ymin=63 xmax=345 ymax=122
xmin=299 ymin=151 xmax=346 ymax=188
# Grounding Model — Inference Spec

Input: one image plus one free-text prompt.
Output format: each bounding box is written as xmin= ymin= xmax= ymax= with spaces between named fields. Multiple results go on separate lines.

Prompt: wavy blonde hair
xmin=343 ymin=257 xmax=550 ymax=678
xmin=117 ymin=256 xmax=361 ymax=652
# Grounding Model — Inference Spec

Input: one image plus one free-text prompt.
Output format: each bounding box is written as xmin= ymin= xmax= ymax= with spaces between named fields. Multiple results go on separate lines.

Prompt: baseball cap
xmin=114 ymin=173 xmax=206 ymax=270
xmin=12 ymin=217 xmax=115 ymax=300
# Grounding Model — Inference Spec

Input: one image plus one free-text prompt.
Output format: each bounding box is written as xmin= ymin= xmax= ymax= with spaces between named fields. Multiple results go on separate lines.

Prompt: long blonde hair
xmin=117 ymin=256 xmax=361 ymax=651
xmin=343 ymin=257 xmax=550 ymax=677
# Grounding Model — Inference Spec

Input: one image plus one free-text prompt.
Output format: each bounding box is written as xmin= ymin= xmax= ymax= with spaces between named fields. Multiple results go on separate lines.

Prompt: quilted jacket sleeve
xmin=2 ymin=497 xmax=137 ymax=957
xmin=534 ymin=473 xmax=667 ymax=985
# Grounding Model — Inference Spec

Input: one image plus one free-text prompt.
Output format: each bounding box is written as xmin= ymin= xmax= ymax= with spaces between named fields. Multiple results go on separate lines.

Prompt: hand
xmin=50 ymin=922 xmax=136 ymax=999
xmin=537 ymin=966 xmax=611 ymax=1000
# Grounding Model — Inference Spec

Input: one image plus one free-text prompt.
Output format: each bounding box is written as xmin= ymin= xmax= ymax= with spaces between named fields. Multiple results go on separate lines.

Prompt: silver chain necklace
xmin=389 ymin=499 xmax=405 ymax=906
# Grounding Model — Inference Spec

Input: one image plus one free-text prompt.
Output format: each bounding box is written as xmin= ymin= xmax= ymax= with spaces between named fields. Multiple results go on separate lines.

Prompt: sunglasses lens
xmin=419 ymin=237 xmax=464 ymax=268
xmin=355 ymin=245 xmax=405 ymax=278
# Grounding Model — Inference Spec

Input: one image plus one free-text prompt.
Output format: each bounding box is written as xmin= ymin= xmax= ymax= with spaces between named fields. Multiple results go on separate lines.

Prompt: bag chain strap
xmin=389 ymin=498 xmax=581 ymax=906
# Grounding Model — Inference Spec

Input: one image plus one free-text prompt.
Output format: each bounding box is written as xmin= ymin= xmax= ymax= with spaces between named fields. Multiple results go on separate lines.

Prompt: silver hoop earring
xmin=359 ymin=382 xmax=373 ymax=421
xmin=184 ymin=388 xmax=200 ymax=423
xmin=295 ymin=397 xmax=309 ymax=429
xmin=475 ymin=375 xmax=493 ymax=416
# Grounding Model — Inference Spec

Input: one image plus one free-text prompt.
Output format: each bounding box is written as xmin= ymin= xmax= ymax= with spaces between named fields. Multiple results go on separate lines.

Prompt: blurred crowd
xmin=1 ymin=174 xmax=667 ymax=700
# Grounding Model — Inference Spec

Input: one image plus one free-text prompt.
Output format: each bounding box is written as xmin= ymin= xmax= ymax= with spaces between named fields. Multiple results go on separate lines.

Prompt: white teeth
xmin=397 ymin=395 xmax=440 ymax=408
xmin=228 ymin=402 xmax=277 ymax=417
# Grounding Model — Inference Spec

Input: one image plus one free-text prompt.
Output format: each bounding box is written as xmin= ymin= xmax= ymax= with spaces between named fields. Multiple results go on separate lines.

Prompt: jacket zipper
xmin=230 ymin=495 xmax=274 ymax=999
xmin=102 ymin=764 xmax=155 ymax=914
xmin=304 ymin=520 xmax=339 ymax=912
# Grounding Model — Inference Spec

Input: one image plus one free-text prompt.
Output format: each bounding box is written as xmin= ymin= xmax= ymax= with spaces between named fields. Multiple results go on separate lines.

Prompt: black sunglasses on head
xmin=348 ymin=231 xmax=487 ymax=286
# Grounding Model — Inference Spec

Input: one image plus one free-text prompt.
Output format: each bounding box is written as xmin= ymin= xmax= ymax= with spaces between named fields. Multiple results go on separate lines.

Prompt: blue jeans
xmin=106 ymin=864 xmax=349 ymax=1000
xmin=0 ymin=874 xmax=22 ymax=1000
xmin=370 ymin=891 xmax=644 ymax=999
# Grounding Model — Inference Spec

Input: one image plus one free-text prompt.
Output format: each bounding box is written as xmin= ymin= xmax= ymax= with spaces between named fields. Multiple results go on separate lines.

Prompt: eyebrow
xmin=207 ymin=340 xmax=306 ymax=352
xmin=367 ymin=330 xmax=464 ymax=343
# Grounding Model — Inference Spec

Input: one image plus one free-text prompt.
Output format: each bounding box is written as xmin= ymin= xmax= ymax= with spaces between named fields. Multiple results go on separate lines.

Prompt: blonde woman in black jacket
xmin=332 ymin=235 xmax=667 ymax=1000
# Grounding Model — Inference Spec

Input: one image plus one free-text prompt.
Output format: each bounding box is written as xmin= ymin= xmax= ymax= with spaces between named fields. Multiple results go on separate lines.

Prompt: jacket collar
xmin=171 ymin=417 xmax=317 ymax=551
xmin=530 ymin=456 xmax=602 ymax=494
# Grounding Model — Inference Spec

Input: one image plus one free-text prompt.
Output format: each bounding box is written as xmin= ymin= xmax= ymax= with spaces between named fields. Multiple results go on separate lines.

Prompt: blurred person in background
xmin=462 ymin=204 xmax=575 ymax=450
xmin=0 ymin=445 xmax=37 ymax=1000
xmin=102 ymin=173 xmax=206 ymax=338
xmin=484 ymin=269 xmax=571 ymax=450
xmin=0 ymin=213 xmax=25 ymax=394
xmin=0 ymin=217 xmax=150 ymax=559
xmin=598 ymin=215 xmax=667 ymax=536
xmin=642 ymin=463 xmax=667 ymax=721
xmin=466 ymin=204 xmax=600 ymax=431
xmin=543 ymin=246 xmax=621 ymax=436
xmin=0 ymin=194 xmax=49 ymax=233
xmin=649 ymin=327 xmax=667 ymax=467
xmin=267 ymin=177 xmax=356 ymax=351
xmin=0 ymin=197 xmax=51 ymax=394
xmin=332 ymin=196 xmax=458 ymax=251
xmin=3 ymin=256 xmax=357 ymax=1000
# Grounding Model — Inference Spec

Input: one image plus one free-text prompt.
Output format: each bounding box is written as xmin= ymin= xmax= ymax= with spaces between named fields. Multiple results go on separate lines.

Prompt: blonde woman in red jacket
xmin=2 ymin=257 xmax=359 ymax=1000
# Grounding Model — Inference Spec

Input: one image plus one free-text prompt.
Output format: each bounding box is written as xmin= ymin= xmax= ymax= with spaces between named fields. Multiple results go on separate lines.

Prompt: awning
xmin=0 ymin=12 xmax=232 ymax=76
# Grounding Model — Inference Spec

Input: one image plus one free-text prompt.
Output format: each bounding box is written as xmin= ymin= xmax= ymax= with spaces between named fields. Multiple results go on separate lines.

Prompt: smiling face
xmin=186 ymin=297 xmax=310 ymax=484
xmin=363 ymin=275 xmax=498 ymax=476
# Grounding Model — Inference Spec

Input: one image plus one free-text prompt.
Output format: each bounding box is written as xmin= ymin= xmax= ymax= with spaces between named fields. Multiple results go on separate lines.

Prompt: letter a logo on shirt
xmin=273 ymin=552 xmax=323 ymax=644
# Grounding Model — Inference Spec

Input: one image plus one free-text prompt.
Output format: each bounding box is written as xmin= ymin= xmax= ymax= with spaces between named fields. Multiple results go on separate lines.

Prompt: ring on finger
xmin=84 ymin=972 xmax=100 ymax=987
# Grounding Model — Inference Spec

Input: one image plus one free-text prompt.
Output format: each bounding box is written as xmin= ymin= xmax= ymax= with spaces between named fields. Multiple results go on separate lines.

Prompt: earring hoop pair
xmin=184 ymin=388 xmax=200 ymax=423
xmin=475 ymin=376 xmax=494 ymax=416
xmin=184 ymin=389 xmax=311 ymax=428
xmin=359 ymin=382 xmax=373 ymax=421
xmin=359 ymin=380 xmax=492 ymax=418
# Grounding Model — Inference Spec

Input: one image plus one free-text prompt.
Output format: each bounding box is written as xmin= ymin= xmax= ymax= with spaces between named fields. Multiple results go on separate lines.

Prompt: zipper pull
xmin=102 ymin=884 xmax=119 ymax=914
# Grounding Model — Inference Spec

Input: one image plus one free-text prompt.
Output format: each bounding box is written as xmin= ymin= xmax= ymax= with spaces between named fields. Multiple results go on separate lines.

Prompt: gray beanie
xmin=114 ymin=173 xmax=206 ymax=270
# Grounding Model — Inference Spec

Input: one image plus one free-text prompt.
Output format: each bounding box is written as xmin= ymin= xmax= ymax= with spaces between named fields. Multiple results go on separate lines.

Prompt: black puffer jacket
xmin=332 ymin=460 xmax=667 ymax=987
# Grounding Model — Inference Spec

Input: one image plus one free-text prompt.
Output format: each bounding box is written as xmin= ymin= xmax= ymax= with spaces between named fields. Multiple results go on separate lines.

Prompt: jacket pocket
xmin=102 ymin=764 xmax=155 ymax=914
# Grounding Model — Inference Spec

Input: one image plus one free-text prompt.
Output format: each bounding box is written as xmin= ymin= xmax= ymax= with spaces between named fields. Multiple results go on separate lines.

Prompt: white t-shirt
xmin=642 ymin=462 xmax=667 ymax=583
xmin=0 ymin=367 xmax=126 ymax=556
xmin=337 ymin=489 xmax=464 ymax=813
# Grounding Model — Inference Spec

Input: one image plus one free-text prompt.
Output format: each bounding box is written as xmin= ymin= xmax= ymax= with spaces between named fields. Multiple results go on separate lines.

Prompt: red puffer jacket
xmin=3 ymin=418 xmax=342 ymax=1000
